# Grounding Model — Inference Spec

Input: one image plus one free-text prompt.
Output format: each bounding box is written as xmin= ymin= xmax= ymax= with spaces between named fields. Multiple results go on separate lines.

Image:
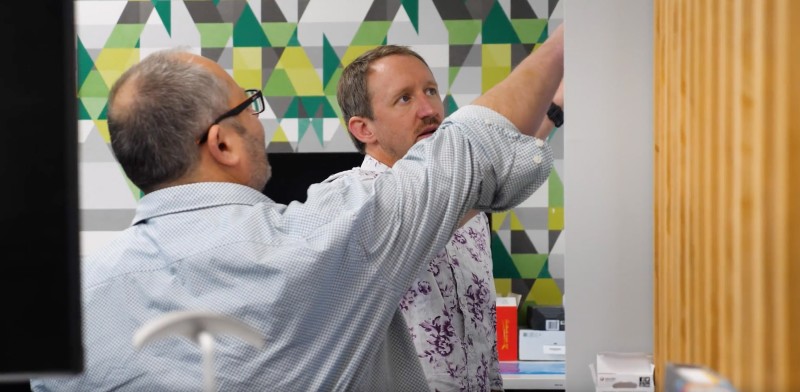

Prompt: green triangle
xmin=197 ymin=23 xmax=233 ymax=48
xmin=326 ymin=95 xmax=343 ymax=118
xmin=77 ymin=99 xmax=92 ymax=120
xmin=212 ymin=0 xmax=221 ymax=5
xmin=151 ymin=0 xmax=171 ymax=36
xmin=106 ymin=24 xmax=146 ymax=48
xmin=443 ymin=20 xmax=482 ymax=45
xmin=287 ymin=27 xmax=301 ymax=46
xmin=77 ymin=38 xmax=94 ymax=88
xmin=262 ymin=22 xmax=297 ymax=47
xmin=322 ymin=35 xmax=341 ymax=87
xmin=443 ymin=94 xmax=458 ymax=116
xmin=511 ymin=253 xmax=548 ymax=278
xmin=298 ymin=117 xmax=311 ymax=142
xmin=81 ymin=98 xmax=107 ymax=120
xmin=302 ymin=96 xmax=336 ymax=118
xmin=511 ymin=19 xmax=547 ymax=44
xmin=351 ymin=21 xmax=391 ymax=45
xmin=448 ymin=66 xmax=460 ymax=86
xmin=401 ymin=0 xmax=419 ymax=33
xmin=98 ymin=103 xmax=109 ymax=120
xmin=491 ymin=232 xmax=521 ymax=278
xmin=79 ymin=70 xmax=110 ymax=98
xmin=263 ymin=69 xmax=296 ymax=97
xmin=537 ymin=24 xmax=549 ymax=43
xmin=324 ymin=68 xmax=343 ymax=96
xmin=548 ymin=168 xmax=563 ymax=208
xmin=312 ymin=118 xmax=324 ymax=144
xmin=539 ymin=259 xmax=553 ymax=278
xmin=483 ymin=0 xmax=520 ymax=44
xmin=234 ymin=4 xmax=271 ymax=47
xmin=135 ymin=38 xmax=140 ymax=48
xmin=283 ymin=96 xmax=300 ymax=118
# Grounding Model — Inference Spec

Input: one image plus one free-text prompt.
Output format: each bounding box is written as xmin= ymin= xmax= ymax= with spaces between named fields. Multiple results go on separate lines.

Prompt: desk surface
xmin=500 ymin=361 xmax=566 ymax=390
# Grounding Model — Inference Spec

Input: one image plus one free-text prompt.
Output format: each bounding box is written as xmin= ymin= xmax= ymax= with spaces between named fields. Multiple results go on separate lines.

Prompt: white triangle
xmin=276 ymin=0 xmax=298 ymax=22
xmin=75 ymin=1 xmax=127 ymax=49
xmin=280 ymin=118 xmax=299 ymax=142
xmin=79 ymin=162 xmax=138 ymax=209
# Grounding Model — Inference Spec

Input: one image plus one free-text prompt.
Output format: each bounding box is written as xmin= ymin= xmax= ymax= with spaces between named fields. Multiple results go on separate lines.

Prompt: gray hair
xmin=107 ymin=50 xmax=229 ymax=192
xmin=337 ymin=45 xmax=428 ymax=154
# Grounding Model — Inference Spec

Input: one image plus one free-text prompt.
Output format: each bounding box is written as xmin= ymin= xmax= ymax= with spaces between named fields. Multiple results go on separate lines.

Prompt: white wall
xmin=564 ymin=1 xmax=654 ymax=390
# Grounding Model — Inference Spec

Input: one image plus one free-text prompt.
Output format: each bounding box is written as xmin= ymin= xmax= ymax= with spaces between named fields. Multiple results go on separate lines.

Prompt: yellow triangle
xmin=340 ymin=45 xmax=378 ymax=66
xmin=277 ymin=47 xmax=322 ymax=95
xmin=510 ymin=211 xmax=524 ymax=231
xmin=95 ymin=48 xmax=140 ymax=87
xmin=527 ymin=279 xmax=562 ymax=306
xmin=94 ymin=120 xmax=110 ymax=143
xmin=233 ymin=48 xmax=263 ymax=89
xmin=491 ymin=211 xmax=509 ymax=231
xmin=272 ymin=125 xmax=289 ymax=142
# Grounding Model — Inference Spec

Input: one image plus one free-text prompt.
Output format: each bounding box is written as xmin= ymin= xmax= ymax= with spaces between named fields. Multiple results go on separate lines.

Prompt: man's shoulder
xmin=321 ymin=167 xmax=381 ymax=184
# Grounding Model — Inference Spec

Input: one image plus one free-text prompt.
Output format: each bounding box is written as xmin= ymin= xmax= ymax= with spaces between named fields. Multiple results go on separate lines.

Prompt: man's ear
xmin=203 ymin=123 xmax=241 ymax=167
xmin=347 ymin=116 xmax=376 ymax=145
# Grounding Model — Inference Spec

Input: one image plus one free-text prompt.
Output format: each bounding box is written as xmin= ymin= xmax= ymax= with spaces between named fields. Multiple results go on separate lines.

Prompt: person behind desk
xmin=331 ymin=44 xmax=564 ymax=392
xmin=31 ymin=25 xmax=563 ymax=392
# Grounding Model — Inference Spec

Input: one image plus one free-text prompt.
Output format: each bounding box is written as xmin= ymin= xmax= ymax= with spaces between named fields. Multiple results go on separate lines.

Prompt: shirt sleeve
xmin=357 ymin=104 xmax=553 ymax=295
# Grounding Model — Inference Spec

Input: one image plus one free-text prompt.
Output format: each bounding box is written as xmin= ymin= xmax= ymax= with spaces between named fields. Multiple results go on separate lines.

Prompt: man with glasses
xmin=33 ymin=24 xmax=562 ymax=391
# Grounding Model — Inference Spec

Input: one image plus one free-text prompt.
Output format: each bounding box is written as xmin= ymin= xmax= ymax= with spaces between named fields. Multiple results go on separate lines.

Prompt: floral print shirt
xmin=359 ymin=155 xmax=503 ymax=392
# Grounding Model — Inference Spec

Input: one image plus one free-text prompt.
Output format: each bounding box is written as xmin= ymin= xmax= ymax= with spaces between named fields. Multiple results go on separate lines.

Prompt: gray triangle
xmin=333 ymin=46 xmax=349 ymax=60
xmin=216 ymin=46 xmax=235 ymax=69
xmin=511 ymin=0 xmax=537 ymax=18
xmin=549 ymin=0 xmax=559 ymax=16
xmin=185 ymin=1 xmax=223 ymax=23
xmin=462 ymin=43 xmax=483 ymax=66
xmin=548 ymin=230 xmax=561 ymax=252
xmin=449 ymin=45 xmax=473 ymax=68
xmin=530 ymin=0 xmax=549 ymax=20
xmin=304 ymin=47 xmax=322 ymax=68
xmin=511 ymin=230 xmax=537 ymax=253
xmin=267 ymin=141 xmax=295 ymax=153
xmin=87 ymin=49 xmax=103 ymax=62
xmin=263 ymin=47 xmax=285 ymax=70
xmin=262 ymin=0 xmax=287 ymax=22
xmin=260 ymin=118 xmax=281 ymax=146
xmin=298 ymin=0 xmax=311 ymax=19
xmin=81 ymin=129 xmax=116 ymax=163
xmin=202 ymin=47 xmax=225 ymax=62
xmin=512 ymin=44 xmax=534 ymax=67
xmin=432 ymin=0 xmax=472 ymax=20
xmin=217 ymin=0 xmax=248 ymax=23
xmin=465 ymin=0 xmax=493 ymax=20
xmin=365 ymin=0 xmax=402 ymax=21
xmin=265 ymin=97 xmax=293 ymax=119
xmin=323 ymin=127 xmax=359 ymax=152
xmin=296 ymin=123 xmax=324 ymax=152
xmin=118 ymin=1 xmax=154 ymax=24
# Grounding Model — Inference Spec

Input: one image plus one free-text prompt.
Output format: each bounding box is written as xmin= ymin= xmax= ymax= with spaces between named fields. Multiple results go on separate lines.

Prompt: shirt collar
xmin=361 ymin=154 xmax=391 ymax=173
xmin=132 ymin=182 xmax=273 ymax=225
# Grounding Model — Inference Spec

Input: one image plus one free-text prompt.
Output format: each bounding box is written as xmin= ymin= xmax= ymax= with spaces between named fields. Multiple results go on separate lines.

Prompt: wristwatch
xmin=547 ymin=102 xmax=564 ymax=128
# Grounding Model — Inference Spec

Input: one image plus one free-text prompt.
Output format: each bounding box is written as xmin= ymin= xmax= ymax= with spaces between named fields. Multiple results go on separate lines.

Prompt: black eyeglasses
xmin=198 ymin=89 xmax=265 ymax=144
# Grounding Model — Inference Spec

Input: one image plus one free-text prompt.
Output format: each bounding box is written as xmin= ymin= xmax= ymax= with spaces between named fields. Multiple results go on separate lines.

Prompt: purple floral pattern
xmin=358 ymin=155 xmax=503 ymax=392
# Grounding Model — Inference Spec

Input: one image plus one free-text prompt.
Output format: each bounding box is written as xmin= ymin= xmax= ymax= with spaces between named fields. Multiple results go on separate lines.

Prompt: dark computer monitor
xmin=0 ymin=0 xmax=83 ymax=384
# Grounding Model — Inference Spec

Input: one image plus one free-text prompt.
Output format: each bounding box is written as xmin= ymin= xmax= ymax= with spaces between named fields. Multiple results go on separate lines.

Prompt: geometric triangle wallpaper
xmin=76 ymin=0 xmax=565 ymax=313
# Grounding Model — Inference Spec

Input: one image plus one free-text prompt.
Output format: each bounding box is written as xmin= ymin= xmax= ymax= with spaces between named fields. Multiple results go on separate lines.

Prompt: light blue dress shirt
xmin=32 ymin=105 xmax=552 ymax=391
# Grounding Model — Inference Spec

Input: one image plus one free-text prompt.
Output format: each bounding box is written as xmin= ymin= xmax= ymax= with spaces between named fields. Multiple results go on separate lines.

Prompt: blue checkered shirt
xmin=31 ymin=105 xmax=552 ymax=391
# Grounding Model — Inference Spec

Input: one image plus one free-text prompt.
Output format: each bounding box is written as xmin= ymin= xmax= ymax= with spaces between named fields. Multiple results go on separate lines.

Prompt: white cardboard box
xmin=518 ymin=329 xmax=566 ymax=360
xmin=589 ymin=352 xmax=654 ymax=392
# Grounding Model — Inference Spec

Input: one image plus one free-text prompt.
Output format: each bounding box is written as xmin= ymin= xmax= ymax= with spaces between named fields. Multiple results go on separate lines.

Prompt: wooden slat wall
xmin=654 ymin=1 xmax=799 ymax=390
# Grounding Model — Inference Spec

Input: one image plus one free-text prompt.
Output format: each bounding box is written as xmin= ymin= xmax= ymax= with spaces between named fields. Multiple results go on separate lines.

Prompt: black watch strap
xmin=547 ymin=102 xmax=564 ymax=128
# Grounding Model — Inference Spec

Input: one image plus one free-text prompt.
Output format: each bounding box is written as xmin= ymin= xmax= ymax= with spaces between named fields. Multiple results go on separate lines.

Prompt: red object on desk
xmin=496 ymin=300 xmax=518 ymax=361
